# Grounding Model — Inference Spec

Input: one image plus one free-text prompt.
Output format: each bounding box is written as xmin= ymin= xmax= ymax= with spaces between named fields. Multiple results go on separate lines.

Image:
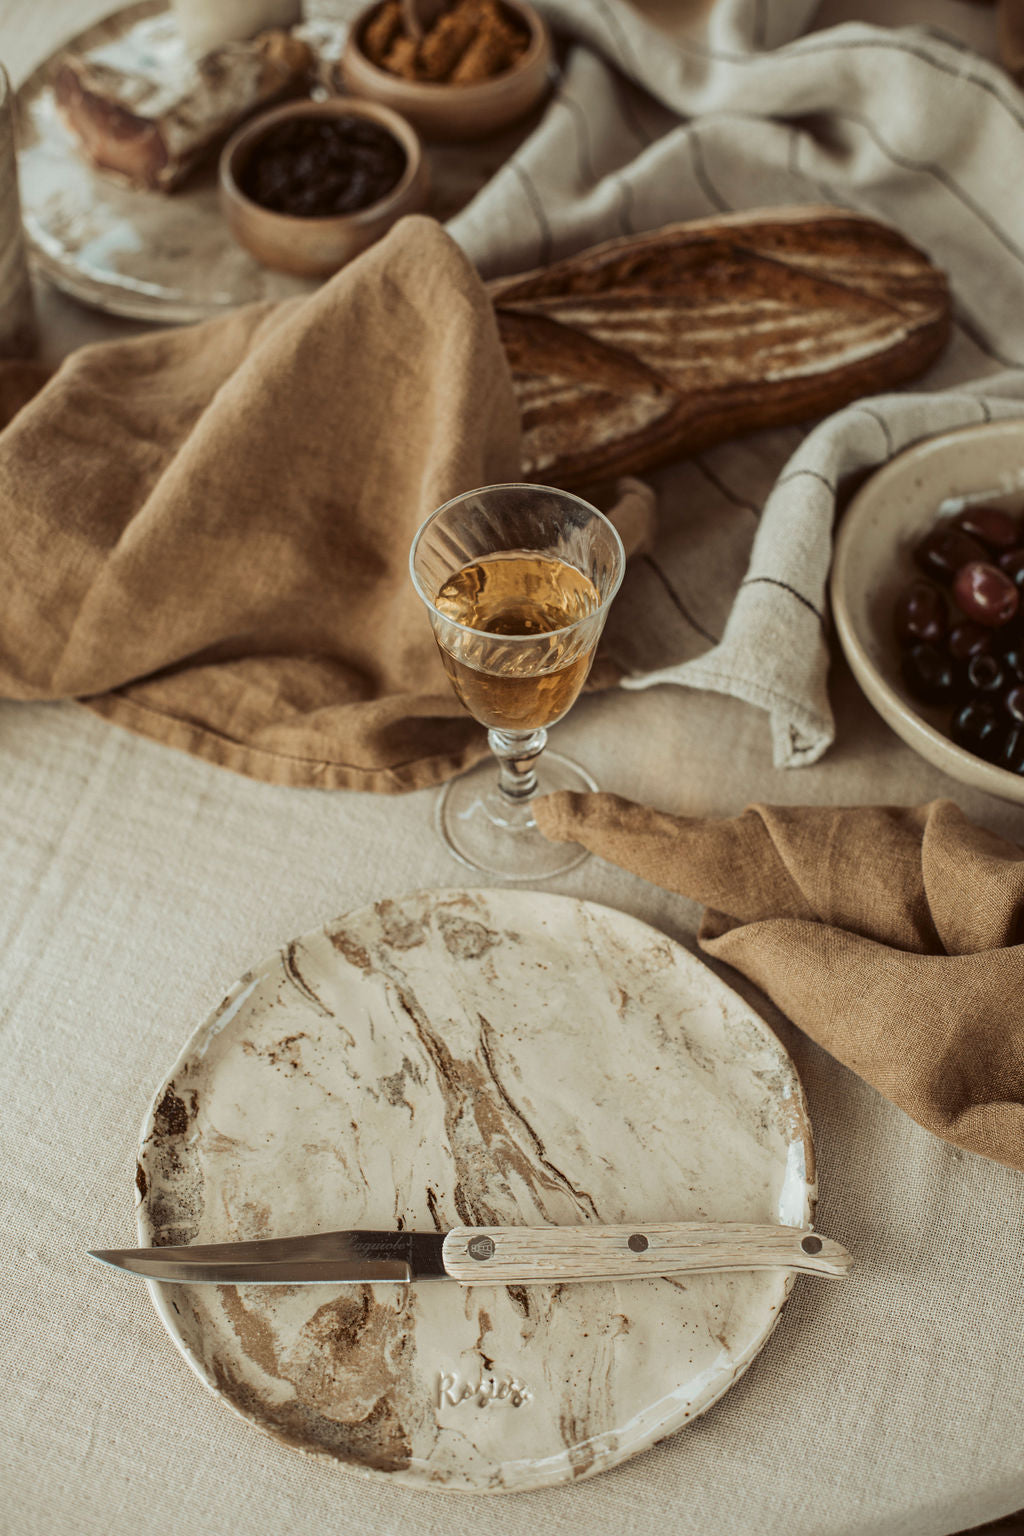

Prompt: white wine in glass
xmin=410 ymin=483 xmax=625 ymax=880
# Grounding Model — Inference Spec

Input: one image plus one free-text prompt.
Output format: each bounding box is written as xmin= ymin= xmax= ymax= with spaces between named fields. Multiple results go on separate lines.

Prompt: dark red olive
xmin=998 ymin=549 xmax=1024 ymax=589
xmin=954 ymin=506 xmax=1020 ymax=552
xmin=892 ymin=512 xmax=1024 ymax=767
xmin=901 ymin=643 xmax=956 ymax=705
xmin=1000 ymin=642 xmax=1024 ymax=681
xmin=914 ymin=525 xmax=988 ymax=583
xmin=998 ymin=725 xmax=1024 ymax=773
xmin=951 ymin=700 xmax=1006 ymax=761
xmin=893 ymin=579 xmax=946 ymax=647
xmin=952 ymin=561 xmax=1020 ymax=627
xmin=994 ymin=615 xmax=1024 ymax=660
xmin=947 ymin=621 xmax=991 ymax=661
xmin=965 ymin=652 xmax=1006 ymax=696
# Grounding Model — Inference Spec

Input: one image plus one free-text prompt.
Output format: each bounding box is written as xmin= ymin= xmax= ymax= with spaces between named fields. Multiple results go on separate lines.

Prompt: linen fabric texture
xmin=8 ymin=7 xmax=1024 ymax=1536
xmin=0 ymin=217 xmax=658 ymax=789
xmin=446 ymin=0 xmax=1024 ymax=768
xmin=9 ymin=0 xmax=1024 ymax=784
xmin=0 ymin=219 xmax=522 ymax=790
xmin=536 ymin=790 xmax=1024 ymax=1171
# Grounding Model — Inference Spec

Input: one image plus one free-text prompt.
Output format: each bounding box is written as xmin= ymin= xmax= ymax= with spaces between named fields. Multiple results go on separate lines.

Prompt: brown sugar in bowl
xmin=337 ymin=0 xmax=553 ymax=142
xmin=219 ymin=97 xmax=430 ymax=278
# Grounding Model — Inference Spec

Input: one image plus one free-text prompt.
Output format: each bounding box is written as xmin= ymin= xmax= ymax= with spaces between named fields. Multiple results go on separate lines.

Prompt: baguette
xmin=488 ymin=207 xmax=951 ymax=488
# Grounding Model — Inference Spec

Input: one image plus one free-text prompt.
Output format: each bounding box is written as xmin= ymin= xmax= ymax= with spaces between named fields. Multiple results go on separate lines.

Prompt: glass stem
xmin=489 ymin=728 xmax=548 ymax=804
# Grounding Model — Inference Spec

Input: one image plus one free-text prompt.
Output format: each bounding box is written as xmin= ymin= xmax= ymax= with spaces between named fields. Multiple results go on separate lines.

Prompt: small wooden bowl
xmin=219 ymin=97 xmax=430 ymax=278
xmin=337 ymin=0 xmax=553 ymax=142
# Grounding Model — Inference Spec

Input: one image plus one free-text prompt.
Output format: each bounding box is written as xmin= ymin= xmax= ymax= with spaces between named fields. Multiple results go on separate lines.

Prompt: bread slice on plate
xmin=55 ymin=23 xmax=312 ymax=192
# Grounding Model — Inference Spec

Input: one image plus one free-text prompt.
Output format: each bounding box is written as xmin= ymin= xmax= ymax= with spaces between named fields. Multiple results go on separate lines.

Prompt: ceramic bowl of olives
xmin=831 ymin=418 xmax=1024 ymax=804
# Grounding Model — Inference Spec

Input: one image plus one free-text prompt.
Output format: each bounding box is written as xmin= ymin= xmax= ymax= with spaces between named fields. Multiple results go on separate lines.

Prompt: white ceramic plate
xmin=831 ymin=418 xmax=1024 ymax=805
xmin=136 ymin=888 xmax=816 ymax=1493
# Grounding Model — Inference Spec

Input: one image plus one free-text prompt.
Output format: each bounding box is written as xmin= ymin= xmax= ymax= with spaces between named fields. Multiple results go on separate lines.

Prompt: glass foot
xmin=436 ymin=751 xmax=598 ymax=880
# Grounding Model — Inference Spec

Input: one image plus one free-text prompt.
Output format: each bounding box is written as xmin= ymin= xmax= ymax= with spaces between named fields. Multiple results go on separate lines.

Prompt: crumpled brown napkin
xmin=535 ymin=792 xmax=1024 ymax=1172
xmin=0 ymin=215 xmax=647 ymax=791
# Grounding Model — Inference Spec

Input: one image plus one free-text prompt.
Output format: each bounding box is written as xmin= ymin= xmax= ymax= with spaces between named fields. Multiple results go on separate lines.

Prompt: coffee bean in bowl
xmin=219 ymin=98 xmax=429 ymax=277
xmin=831 ymin=418 xmax=1024 ymax=806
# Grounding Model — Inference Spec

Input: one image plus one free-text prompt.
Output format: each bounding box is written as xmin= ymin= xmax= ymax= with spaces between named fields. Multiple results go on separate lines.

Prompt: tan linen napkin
xmin=535 ymin=792 xmax=1024 ymax=1171
xmin=0 ymin=216 xmax=524 ymax=791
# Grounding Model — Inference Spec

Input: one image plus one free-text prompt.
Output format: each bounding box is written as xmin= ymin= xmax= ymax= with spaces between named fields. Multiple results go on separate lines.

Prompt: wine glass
xmin=409 ymin=483 xmax=625 ymax=880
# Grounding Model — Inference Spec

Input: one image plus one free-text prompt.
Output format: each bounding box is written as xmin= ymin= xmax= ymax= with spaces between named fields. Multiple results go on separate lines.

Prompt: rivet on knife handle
xmin=441 ymin=1223 xmax=853 ymax=1284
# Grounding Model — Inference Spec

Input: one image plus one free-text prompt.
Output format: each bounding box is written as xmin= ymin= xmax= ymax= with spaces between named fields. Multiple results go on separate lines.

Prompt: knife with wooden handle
xmin=89 ymin=1221 xmax=853 ymax=1285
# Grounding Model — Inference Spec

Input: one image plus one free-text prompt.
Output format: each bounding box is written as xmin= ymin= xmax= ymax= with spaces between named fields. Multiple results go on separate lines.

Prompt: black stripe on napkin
xmin=741 ymin=576 xmax=824 ymax=624
xmin=509 ymin=162 xmax=553 ymax=267
xmin=694 ymin=456 xmax=760 ymax=516
xmin=774 ymin=467 xmax=836 ymax=495
xmin=688 ymin=132 xmax=731 ymax=213
xmin=642 ymin=555 xmax=720 ymax=645
xmin=557 ymin=91 xmax=597 ymax=185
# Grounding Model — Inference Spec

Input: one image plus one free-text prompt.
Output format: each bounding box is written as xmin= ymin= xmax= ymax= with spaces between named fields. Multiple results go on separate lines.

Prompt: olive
xmin=892 ymin=513 xmax=1024 ymax=770
xmin=998 ymin=725 xmax=1024 ymax=773
xmin=954 ymin=506 xmax=1020 ymax=552
xmin=901 ymin=643 xmax=956 ymax=705
xmin=946 ymin=621 xmax=991 ymax=661
xmin=952 ymin=561 xmax=1020 ymax=627
xmin=998 ymin=549 xmax=1024 ymax=589
xmin=961 ymin=652 xmax=1006 ymax=700
xmin=914 ymin=525 xmax=988 ymax=583
xmin=893 ymin=579 xmax=947 ymax=647
xmin=997 ymin=637 xmax=1024 ymax=680
xmin=951 ymin=700 xmax=1006 ymax=762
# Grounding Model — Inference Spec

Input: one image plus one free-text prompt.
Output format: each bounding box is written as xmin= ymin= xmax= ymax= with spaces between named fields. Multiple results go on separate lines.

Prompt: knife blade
xmin=88 ymin=1221 xmax=853 ymax=1285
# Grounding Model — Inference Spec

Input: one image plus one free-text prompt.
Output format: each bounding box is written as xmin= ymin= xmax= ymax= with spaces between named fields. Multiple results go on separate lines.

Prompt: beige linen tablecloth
xmin=4 ymin=3 xmax=1024 ymax=1536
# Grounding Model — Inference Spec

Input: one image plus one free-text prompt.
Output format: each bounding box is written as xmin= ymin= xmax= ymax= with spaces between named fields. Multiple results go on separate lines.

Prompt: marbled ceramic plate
xmin=137 ymin=889 xmax=816 ymax=1492
xmin=16 ymin=1 xmax=533 ymax=323
xmin=16 ymin=1 xmax=323 ymax=322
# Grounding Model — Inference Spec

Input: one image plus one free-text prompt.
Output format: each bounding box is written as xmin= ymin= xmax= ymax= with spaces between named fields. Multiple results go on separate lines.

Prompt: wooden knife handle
xmin=441 ymin=1222 xmax=853 ymax=1284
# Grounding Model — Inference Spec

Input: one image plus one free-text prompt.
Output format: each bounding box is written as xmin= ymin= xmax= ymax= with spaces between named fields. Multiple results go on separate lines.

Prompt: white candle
xmin=172 ymin=0 xmax=304 ymax=59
